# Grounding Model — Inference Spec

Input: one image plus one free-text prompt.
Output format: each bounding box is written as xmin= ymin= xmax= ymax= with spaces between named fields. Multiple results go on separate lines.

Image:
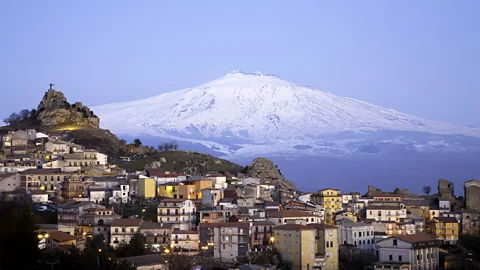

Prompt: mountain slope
xmin=93 ymin=71 xmax=480 ymax=157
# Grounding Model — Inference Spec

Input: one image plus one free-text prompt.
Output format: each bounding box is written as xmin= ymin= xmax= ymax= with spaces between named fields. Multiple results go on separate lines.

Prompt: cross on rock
xmin=49 ymin=83 xmax=55 ymax=90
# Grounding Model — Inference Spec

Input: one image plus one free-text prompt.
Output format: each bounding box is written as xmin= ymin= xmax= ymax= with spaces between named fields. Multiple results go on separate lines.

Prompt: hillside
xmin=118 ymin=150 xmax=245 ymax=175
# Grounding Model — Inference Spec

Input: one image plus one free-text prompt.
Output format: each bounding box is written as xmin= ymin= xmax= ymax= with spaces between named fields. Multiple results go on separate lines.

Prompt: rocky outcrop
xmin=244 ymin=157 xmax=296 ymax=190
xmin=36 ymin=89 xmax=99 ymax=128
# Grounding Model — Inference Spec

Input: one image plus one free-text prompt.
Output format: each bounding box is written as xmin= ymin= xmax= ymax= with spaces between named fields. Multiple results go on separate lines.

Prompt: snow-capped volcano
xmin=94 ymin=71 xmax=480 ymax=157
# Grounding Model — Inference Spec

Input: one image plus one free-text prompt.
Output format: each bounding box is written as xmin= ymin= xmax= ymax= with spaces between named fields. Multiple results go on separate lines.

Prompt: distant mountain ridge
xmin=93 ymin=71 xmax=480 ymax=159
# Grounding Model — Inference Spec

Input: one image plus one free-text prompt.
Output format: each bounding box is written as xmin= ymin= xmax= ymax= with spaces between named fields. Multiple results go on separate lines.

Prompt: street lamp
xmin=164 ymin=248 xmax=170 ymax=255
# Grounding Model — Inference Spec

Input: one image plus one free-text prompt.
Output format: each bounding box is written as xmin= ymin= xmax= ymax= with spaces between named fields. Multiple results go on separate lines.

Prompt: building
xmin=273 ymin=224 xmax=317 ymax=270
xmin=465 ymin=180 xmax=480 ymax=211
xmin=120 ymin=254 xmax=168 ymax=270
xmin=77 ymin=207 xmax=120 ymax=240
xmin=431 ymin=217 xmax=459 ymax=244
xmin=206 ymin=173 xmax=228 ymax=189
xmin=312 ymin=188 xmax=343 ymax=217
xmin=366 ymin=203 xmax=407 ymax=222
xmin=0 ymin=173 xmax=20 ymax=193
xmin=61 ymin=178 xmax=85 ymax=200
xmin=338 ymin=221 xmax=375 ymax=252
xmin=110 ymin=218 xmax=143 ymax=248
xmin=20 ymin=168 xmax=70 ymax=194
xmin=375 ymin=233 xmax=440 ymax=270
xmin=202 ymin=188 xmax=223 ymax=207
xmin=267 ymin=210 xmax=322 ymax=226
xmin=198 ymin=207 xmax=239 ymax=224
xmin=170 ymin=229 xmax=200 ymax=253
xmin=0 ymin=159 xmax=37 ymax=173
xmin=157 ymin=198 xmax=196 ymax=230
xmin=182 ymin=179 xmax=213 ymax=199
xmin=308 ymin=223 xmax=339 ymax=270
xmin=199 ymin=222 xmax=250 ymax=261
xmin=57 ymin=201 xmax=98 ymax=229
xmin=29 ymin=190 xmax=49 ymax=203
xmin=138 ymin=176 xmax=156 ymax=199
xmin=251 ymin=220 xmax=275 ymax=248
xmin=139 ymin=221 xmax=172 ymax=252
xmin=157 ymin=182 xmax=179 ymax=199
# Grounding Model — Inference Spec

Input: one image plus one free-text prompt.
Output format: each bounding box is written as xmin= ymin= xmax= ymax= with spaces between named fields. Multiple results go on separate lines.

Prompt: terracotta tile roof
xmin=111 ymin=218 xmax=142 ymax=227
xmin=252 ymin=220 xmax=275 ymax=226
xmin=394 ymin=233 xmax=437 ymax=244
xmin=147 ymin=168 xmax=164 ymax=177
xmin=49 ymin=231 xmax=77 ymax=242
xmin=200 ymin=222 xmax=250 ymax=228
xmin=274 ymin=224 xmax=315 ymax=231
xmin=318 ymin=188 xmax=340 ymax=191
xmin=268 ymin=210 xmax=314 ymax=218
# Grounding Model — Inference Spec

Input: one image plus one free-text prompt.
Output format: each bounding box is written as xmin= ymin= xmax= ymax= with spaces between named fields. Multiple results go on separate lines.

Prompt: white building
xmin=171 ymin=229 xmax=199 ymax=253
xmin=298 ymin=193 xmax=312 ymax=203
xmin=375 ymin=233 xmax=440 ymax=270
xmin=157 ymin=198 xmax=196 ymax=230
xmin=267 ymin=210 xmax=322 ymax=226
xmin=89 ymin=187 xmax=107 ymax=204
xmin=110 ymin=218 xmax=142 ymax=248
xmin=338 ymin=222 xmax=375 ymax=252
xmin=342 ymin=194 xmax=353 ymax=204
xmin=201 ymin=188 xmax=222 ymax=207
xmin=207 ymin=173 xmax=227 ymax=189
xmin=30 ymin=190 xmax=49 ymax=203
xmin=366 ymin=204 xmax=407 ymax=222
xmin=438 ymin=198 xmax=450 ymax=213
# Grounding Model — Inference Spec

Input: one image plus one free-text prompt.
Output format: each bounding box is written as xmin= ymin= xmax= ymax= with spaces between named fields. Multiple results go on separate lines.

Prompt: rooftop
xmin=268 ymin=210 xmax=315 ymax=218
xmin=200 ymin=222 xmax=250 ymax=228
xmin=394 ymin=233 xmax=437 ymax=244
xmin=49 ymin=231 xmax=77 ymax=242
xmin=111 ymin=218 xmax=142 ymax=227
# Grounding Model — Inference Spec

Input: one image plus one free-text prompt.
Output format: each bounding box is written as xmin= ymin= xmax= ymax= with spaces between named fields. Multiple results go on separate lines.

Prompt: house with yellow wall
xmin=431 ymin=217 xmax=459 ymax=244
xmin=182 ymin=179 xmax=213 ymax=199
xmin=274 ymin=224 xmax=317 ymax=270
xmin=138 ymin=176 xmax=156 ymax=199
xmin=157 ymin=182 xmax=179 ymax=198
xmin=312 ymin=188 xmax=343 ymax=219
xmin=308 ymin=223 xmax=339 ymax=270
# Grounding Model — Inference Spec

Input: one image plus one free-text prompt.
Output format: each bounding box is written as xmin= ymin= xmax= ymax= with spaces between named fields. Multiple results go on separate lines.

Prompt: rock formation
xmin=244 ymin=157 xmax=296 ymax=190
xmin=36 ymin=88 xmax=99 ymax=128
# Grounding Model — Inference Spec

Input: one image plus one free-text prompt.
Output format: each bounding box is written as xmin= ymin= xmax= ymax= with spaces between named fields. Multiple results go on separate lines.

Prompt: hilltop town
xmin=1 ymin=87 xmax=480 ymax=270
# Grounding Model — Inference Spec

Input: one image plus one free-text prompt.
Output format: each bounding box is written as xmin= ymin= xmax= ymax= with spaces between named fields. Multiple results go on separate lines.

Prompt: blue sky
xmin=1 ymin=1 xmax=479 ymax=126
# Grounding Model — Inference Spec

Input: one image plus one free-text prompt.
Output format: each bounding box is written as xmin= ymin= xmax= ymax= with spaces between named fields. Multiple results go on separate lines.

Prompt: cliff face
xmin=36 ymin=89 xmax=99 ymax=128
xmin=245 ymin=157 xmax=297 ymax=190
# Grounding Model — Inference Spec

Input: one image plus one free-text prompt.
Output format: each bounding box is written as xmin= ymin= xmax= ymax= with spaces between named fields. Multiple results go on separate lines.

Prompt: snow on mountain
xmin=93 ymin=71 xmax=480 ymax=157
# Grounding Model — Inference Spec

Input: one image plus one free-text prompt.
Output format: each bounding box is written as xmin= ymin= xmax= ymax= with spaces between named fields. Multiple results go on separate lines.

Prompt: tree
xmin=0 ymin=200 xmax=40 ymax=270
xmin=30 ymin=109 xmax=37 ymax=119
xmin=133 ymin=138 xmax=142 ymax=147
xmin=423 ymin=185 xmax=432 ymax=195
xmin=19 ymin=109 xmax=31 ymax=120
xmin=115 ymin=232 xmax=146 ymax=258
xmin=3 ymin=112 xmax=22 ymax=125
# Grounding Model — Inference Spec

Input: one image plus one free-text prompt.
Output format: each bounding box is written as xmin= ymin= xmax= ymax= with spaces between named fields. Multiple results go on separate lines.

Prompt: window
xmin=330 ymin=241 xmax=333 ymax=248
xmin=389 ymin=255 xmax=393 ymax=261
xmin=398 ymin=255 xmax=402 ymax=261
xmin=122 ymin=228 xmax=126 ymax=232
xmin=354 ymin=232 xmax=356 ymax=237
xmin=326 ymin=242 xmax=329 ymax=248
xmin=393 ymin=239 xmax=397 ymax=246
xmin=115 ymin=228 xmax=118 ymax=233
xmin=417 ymin=255 xmax=420 ymax=260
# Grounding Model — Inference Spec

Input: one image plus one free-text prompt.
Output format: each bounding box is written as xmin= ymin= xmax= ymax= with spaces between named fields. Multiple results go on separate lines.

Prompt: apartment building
xmin=431 ymin=217 xmax=459 ymax=244
xmin=20 ymin=168 xmax=70 ymax=194
xmin=308 ymin=223 xmax=339 ymax=270
xmin=139 ymin=221 xmax=172 ymax=252
xmin=267 ymin=210 xmax=322 ymax=226
xmin=273 ymin=224 xmax=318 ymax=270
xmin=366 ymin=203 xmax=407 ymax=222
xmin=157 ymin=198 xmax=196 ymax=230
xmin=198 ymin=207 xmax=239 ymax=224
xmin=375 ymin=233 xmax=440 ymax=270
xmin=110 ymin=218 xmax=142 ymax=248
xmin=312 ymin=188 xmax=343 ymax=216
xmin=338 ymin=221 xmax=375 ymax=252
xmin=57 ymin=201 xmax=98 ymax=229
xmin=201 ymin=188 xmax=223 ymax=207
xmin=199 ymin=222 xmax=250 ymax=261
xmin=77 ymin=207 xmax=120 ymax=240
xmin=171 ymin=229 xmax=200 ymax=253
xmin=251 ymin=220 xmax=275 ymax=248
